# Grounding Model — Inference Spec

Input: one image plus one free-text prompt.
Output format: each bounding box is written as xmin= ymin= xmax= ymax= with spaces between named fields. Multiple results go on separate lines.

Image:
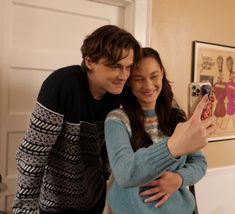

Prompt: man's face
xmin=86 ymin=49 xmax=134 ymax=99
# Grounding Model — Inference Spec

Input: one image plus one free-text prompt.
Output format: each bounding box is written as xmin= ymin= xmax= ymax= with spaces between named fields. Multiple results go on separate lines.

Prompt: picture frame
xmin=192 ymin=41 xmax=235 ymax=142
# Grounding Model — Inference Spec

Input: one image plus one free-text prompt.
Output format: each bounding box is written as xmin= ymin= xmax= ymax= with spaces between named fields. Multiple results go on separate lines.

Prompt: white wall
xmin=195 ymin=165 xmax=235 ymax=214
xmin=151 ymin=0 xmax=235 ymax=169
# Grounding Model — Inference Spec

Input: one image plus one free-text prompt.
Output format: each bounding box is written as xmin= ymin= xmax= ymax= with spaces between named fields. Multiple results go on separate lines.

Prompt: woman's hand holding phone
xmin=167 ymin=95 xmax=216 ymax=158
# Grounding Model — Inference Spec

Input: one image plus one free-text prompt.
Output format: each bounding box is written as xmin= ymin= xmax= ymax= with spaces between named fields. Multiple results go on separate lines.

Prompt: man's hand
xmin=139 ymin=172 xmax=182 ymax=207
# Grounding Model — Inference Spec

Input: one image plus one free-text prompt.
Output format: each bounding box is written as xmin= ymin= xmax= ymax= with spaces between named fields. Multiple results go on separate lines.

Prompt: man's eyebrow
xmin=115 ymin=63 xmax=133 ymax=67
xmin=131 ymin=74 xmax=144 ymax=78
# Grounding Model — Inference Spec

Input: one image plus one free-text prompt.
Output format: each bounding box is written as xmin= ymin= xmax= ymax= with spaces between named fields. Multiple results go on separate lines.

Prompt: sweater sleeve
xmin=175 ymin=151 xmax=207 ymax=187
xmin=105 ymin=118 xmax=180 ymax=188
xmin=12 ymin=72 xmax=66 ymax=214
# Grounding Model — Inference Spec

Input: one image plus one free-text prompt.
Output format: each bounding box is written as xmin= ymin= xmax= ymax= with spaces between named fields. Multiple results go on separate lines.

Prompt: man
xmin=12 ymin=25 xmax=142 ymax=214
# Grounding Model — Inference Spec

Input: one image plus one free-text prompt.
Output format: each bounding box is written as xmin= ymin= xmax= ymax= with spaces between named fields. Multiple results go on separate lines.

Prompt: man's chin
xmin=108 ymin=87 xmax=124 ymax=95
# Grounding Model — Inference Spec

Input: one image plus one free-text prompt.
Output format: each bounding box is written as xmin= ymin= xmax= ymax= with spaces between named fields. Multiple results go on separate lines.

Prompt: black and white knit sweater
xmin=12 ymin=65 xmax=120 ymax=214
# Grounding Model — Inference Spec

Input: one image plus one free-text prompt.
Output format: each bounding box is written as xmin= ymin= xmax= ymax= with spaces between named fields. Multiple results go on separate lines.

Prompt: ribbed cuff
xmin=175 ymin=168 xmax=194 ymax=187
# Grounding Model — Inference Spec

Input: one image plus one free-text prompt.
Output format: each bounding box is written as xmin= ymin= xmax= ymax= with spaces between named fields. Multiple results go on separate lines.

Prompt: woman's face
xmin=129 ymin=57 xmax=163 ymax=110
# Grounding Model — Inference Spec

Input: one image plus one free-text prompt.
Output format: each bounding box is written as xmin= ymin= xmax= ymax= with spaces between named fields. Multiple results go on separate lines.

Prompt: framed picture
xmin=192 ymin=41 xmax=235 ymax=142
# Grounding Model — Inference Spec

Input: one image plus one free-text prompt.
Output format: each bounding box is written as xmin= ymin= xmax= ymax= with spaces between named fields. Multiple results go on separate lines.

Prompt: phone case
xmin=188 ymin=82 xmax=213 ymax=119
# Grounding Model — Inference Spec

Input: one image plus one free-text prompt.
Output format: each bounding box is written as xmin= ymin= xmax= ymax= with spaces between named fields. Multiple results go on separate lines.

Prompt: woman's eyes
xmin=134 ymin=78 xmax=144 ymax=82
xmin=134 ymin=77 xmax=158 ymax=81
xmin=151 ymin=75 xmax=158 ymax=79
xmin=132 ymin=75 xmax=160 ymax=82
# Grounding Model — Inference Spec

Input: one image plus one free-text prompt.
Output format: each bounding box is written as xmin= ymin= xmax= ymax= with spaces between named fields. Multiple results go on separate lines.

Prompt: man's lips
xmin=112 ymin=81 xmax=125 ymax=85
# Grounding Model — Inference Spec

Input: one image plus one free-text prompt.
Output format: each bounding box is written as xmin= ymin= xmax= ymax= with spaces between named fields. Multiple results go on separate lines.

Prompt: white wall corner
xmin=195 ymin=165 xmax=235 ymax=213
xmin=124 ymin=0 xmax=152 ymax=47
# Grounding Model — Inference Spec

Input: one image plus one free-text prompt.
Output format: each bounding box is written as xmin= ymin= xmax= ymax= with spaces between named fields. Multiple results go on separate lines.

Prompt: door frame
xmin=90 ymin=0 xmax=152 ymax=46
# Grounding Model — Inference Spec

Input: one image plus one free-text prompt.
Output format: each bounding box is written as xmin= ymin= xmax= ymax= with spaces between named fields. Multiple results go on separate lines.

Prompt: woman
xmin=105 ymin=47 xmax=214 ymax=213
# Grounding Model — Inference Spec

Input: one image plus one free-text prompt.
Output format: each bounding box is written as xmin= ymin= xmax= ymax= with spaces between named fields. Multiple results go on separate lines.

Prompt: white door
xmin=0 ymin=0 xmax=151 ymax=212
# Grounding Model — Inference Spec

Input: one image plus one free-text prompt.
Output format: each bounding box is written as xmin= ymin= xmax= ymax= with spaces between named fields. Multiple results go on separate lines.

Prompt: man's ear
xmin=85 ymin=56 xmax=93 ymax=70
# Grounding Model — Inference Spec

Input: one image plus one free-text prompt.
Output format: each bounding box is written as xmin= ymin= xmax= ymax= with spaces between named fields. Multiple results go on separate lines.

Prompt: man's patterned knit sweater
xmin=12 ymin=65 xmax=120 ymax=213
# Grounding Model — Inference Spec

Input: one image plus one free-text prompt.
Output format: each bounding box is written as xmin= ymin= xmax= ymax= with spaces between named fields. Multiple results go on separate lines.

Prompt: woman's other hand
xmin=139 ymin=172 xmax=182 ymax=207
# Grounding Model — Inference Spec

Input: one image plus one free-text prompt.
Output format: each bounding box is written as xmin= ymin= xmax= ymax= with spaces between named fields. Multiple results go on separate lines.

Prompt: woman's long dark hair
xmin=121 ymin=47 xmax=186 ymax=151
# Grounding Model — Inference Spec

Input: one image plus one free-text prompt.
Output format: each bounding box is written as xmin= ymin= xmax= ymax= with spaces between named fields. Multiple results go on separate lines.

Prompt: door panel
xmin=0 ymin=0 xmax=151 ymax=212
xmin=0 ymin=0 xmax=124 ymax=212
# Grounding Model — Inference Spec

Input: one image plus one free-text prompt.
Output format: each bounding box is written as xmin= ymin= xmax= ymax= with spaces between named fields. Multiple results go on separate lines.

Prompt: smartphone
xmin=188 ymin=82 xmax=213 ymax=120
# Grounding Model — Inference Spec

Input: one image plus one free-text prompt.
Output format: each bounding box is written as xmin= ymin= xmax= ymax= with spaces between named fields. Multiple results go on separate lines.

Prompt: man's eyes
xmin=111 ymin=65 xmax=121 ymax=69
xmin=110 ymin=65 xmax=131 ymax=71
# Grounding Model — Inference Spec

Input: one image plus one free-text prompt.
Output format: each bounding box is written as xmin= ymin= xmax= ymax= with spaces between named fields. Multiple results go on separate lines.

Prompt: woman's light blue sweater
xmin=105 ymin=108 xmax=207 ymax=214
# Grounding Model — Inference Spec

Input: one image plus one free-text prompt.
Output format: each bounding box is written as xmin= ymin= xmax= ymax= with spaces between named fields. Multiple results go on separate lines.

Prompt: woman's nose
xmin=143 ymin=79 xmax=154 ymax=89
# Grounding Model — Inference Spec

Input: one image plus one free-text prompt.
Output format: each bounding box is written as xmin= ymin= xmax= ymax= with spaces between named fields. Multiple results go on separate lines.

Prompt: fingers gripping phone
xmin=188 ymin=82 xmax=213 ymax=120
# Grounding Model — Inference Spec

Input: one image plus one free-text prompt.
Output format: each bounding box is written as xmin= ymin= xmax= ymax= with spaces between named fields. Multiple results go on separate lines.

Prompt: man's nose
xmin=118 ymin=68 xmax=130 ymax=80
